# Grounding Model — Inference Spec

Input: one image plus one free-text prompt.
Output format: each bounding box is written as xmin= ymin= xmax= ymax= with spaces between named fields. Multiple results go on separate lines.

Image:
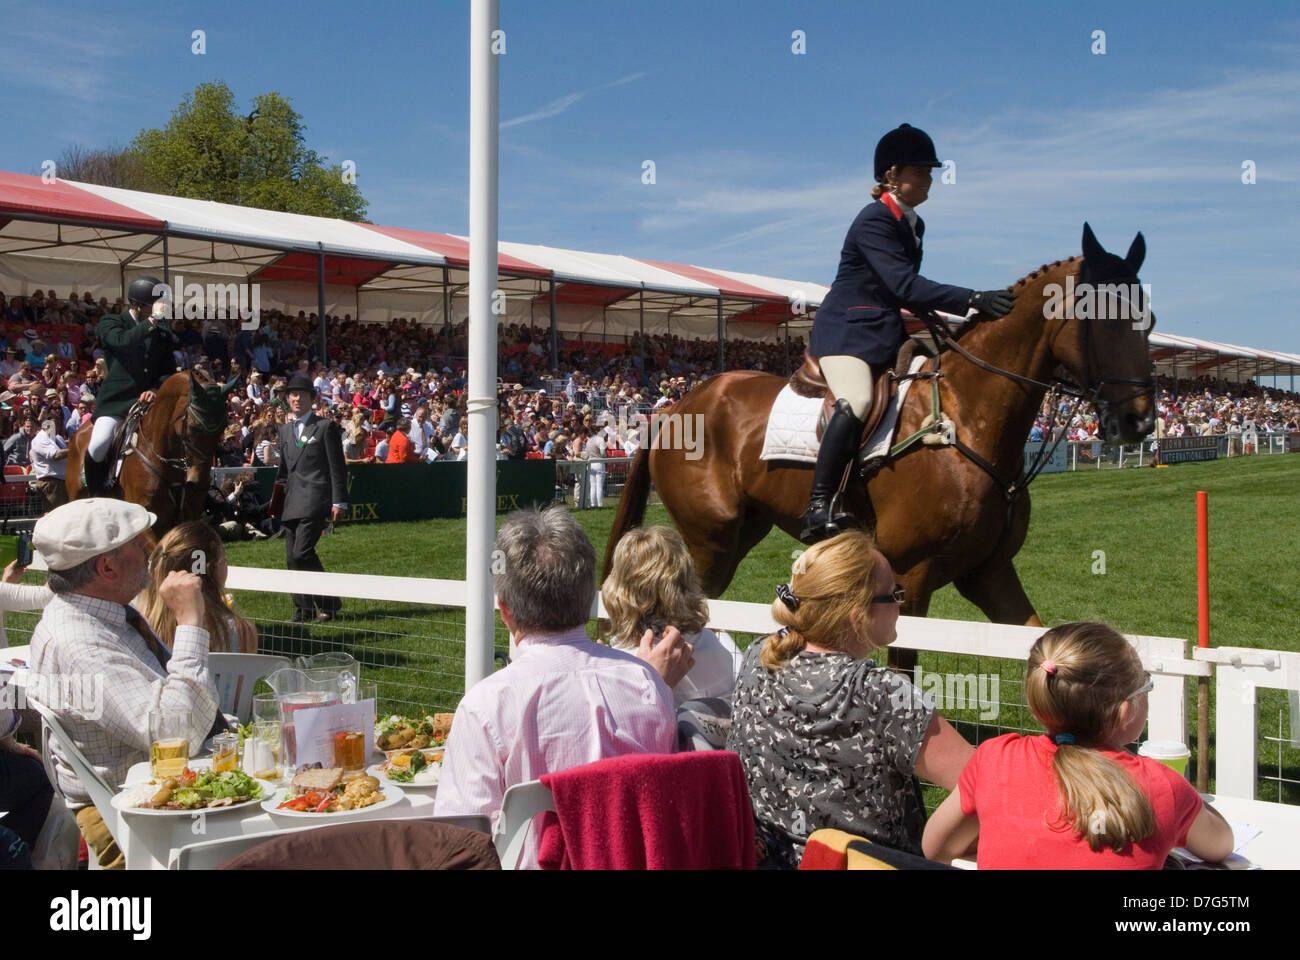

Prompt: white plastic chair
xmin=33 ymin=701 xmax=122 ymax=871
xmin=172 ymin=826 xmax=309 ymax=870
xmin=208 ymin=652 xmax=290 ymax=720
xmin=493 ymin=779 xmax=555 ymax=870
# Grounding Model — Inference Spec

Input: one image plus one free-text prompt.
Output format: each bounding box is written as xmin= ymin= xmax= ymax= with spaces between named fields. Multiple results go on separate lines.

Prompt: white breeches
xmin=87 ymin=415 xmax=120 ymax=462
xmin=818 ymin=355 xmax=875 ymax=420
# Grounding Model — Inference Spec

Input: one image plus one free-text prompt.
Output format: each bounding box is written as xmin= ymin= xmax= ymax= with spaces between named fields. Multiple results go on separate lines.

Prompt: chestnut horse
xmin=605 ymin=225 xmax=1156 ymax=641
xmin=66 ymin=370 xmax=238 ymax=536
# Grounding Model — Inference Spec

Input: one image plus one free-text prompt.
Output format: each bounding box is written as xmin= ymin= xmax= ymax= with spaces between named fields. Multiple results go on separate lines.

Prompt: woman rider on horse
xmin=800 ymin=123 xmax=1015 ymax=544
xmin=83 ymin=276 xmax=178 ymax=495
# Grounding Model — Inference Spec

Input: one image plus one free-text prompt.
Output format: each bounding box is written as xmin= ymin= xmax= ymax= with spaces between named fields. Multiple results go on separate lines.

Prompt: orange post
xmin=1197 ymin=491 xmax=1210 ymax=648
xmin=1195 ymin=490 xmax=1210 ymax=792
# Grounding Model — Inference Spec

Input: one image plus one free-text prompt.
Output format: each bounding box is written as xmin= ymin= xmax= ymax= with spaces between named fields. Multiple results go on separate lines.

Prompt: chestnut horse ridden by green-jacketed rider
xmin=67 ymin=369 xmax=240 ymax=538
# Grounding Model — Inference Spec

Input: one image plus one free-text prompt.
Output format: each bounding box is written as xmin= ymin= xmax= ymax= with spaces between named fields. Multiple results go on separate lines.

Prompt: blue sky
xmin=1 ymin=0 xmax=1297 ymax=354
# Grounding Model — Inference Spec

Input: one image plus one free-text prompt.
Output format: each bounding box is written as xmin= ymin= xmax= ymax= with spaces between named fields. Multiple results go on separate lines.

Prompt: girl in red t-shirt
xmin=923 ymin=622 xmax=1234 ymax=869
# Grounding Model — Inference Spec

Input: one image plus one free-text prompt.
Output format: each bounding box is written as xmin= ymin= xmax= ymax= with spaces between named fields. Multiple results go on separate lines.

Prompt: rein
xmin=130 ymin=394 xmax=223 ymax=513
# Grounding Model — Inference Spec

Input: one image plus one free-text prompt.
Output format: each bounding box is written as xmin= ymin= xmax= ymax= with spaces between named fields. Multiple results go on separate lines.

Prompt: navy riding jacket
xmin=811 ymin=195 xmax=973 ymax=367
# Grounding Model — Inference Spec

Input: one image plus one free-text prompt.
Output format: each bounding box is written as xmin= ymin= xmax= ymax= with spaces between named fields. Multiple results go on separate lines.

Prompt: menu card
xmin=293 ymin=700 xmax=375 ymax=768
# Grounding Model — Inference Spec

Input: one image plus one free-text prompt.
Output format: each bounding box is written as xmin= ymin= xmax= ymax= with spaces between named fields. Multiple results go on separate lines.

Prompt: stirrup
xmin=799 ymin=497 xmax=856 ymax=544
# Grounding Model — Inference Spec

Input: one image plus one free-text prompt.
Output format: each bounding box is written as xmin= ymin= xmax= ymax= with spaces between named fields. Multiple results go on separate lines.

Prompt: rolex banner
xmin=339 ymin=460 xmax=556 ymax=522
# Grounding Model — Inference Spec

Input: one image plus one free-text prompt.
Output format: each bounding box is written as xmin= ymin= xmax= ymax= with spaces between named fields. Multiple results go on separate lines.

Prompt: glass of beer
xmin=149 ymin=710 xmax=191 ymax=780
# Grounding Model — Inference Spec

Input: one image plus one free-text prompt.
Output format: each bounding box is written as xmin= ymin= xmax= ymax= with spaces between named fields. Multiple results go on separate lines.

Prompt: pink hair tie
xmin=1041 ymin=660 xmax=1058 ymax=675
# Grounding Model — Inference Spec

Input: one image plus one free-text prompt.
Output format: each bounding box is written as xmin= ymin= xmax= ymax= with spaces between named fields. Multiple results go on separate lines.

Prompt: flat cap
xmin=34 ymin=498 xmax=155 ymax=571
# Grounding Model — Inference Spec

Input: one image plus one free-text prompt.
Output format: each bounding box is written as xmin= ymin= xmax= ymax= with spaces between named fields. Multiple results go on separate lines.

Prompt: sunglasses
xmin=871 ymin=585 xmax=906 ymax=605
xmin=1126 ymin=672 xmax=1154 ymax=700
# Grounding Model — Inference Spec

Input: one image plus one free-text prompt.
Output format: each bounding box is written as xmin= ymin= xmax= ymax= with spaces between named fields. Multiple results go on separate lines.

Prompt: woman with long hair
xmin=139 ymin=521 xmax=258 ymax=654
xmin=726 ymin=528 xmax=972 ymax=868
xmin=601 ymin=525 xmax=739 ymax=705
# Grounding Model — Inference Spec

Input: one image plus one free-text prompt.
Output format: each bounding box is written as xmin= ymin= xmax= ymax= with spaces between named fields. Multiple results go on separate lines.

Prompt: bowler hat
xmin=285 ymin=373 xmax=315 ymax=394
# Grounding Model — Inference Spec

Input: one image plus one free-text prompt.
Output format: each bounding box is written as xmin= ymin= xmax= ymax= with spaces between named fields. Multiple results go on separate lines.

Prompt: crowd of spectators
xmin=1030 ymin=375 xmax=1300 ymax=444
xmin=1 ymin=289 xmax=1297 ymax=491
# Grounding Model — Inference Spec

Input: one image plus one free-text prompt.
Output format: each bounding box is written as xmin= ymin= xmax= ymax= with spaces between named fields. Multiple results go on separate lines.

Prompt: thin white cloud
xmin=501 ymin=71 xmax=650 ymax=129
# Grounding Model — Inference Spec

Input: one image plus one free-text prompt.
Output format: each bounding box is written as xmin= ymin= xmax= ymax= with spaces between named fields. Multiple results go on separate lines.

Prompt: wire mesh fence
xmin=1256 ymin=687 xmax=1300 ymax=805
xmin=2 ymin=568 xmax=1296 ymax=807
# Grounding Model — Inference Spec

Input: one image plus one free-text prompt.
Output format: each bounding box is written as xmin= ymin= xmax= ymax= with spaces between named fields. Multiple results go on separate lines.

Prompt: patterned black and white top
xmin=726 ymin=636 xmax=934 ymax=868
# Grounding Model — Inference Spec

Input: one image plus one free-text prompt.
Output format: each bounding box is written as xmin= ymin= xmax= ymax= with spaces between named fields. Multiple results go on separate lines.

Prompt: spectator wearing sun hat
xmin=27 ymin=498 xmax=218 ymax=868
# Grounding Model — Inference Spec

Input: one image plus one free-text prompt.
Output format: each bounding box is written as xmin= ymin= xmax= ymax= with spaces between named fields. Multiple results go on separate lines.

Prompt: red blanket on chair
xmin=535 ymin=751 xmax=756 ymax=870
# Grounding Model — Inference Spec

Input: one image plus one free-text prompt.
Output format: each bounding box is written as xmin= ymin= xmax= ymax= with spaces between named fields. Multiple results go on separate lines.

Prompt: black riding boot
xmin=800 ymin=399 xmax=864 ymax=544
xmin=82 ymin=456 xmax=109 ymax=498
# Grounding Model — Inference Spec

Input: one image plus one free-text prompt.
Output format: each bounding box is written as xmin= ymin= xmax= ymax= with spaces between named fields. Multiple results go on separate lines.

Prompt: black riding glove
xmin=969 ymin=289 xmax=1015 ymax=318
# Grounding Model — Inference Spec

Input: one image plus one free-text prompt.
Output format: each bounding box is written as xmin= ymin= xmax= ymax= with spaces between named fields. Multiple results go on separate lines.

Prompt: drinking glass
xmin=149 ymin=710 xmax=191 ymax=779
xmin=248 ymin=721 xmax=283 ymax=780
xmin=211 ymin=732 xmax=239 ymax=773
xmin=251 ymin=693 xmax=280 ymax=725
xmin=356 ymin=680 xmax=379 ymax=715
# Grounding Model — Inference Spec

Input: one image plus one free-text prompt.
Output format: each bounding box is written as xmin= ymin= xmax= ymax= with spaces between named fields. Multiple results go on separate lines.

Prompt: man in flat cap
xmin=27 ymin=499 xmax=217 ymax=869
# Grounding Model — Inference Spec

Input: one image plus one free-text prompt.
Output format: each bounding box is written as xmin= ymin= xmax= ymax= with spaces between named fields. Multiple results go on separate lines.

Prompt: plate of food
xmin=374 ymin=713 xmax=453 ymax=754
xmin=113 ymin=768 xmax=268 ymax=815
xmin=263 ymin=766 xmax=403 ymax=818
xmin=368 ymin=748 xmax=442 ymax=788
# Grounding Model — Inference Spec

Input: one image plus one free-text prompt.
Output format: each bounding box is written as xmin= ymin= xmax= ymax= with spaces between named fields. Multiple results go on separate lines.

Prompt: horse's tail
xmin=601 ymin=447 xmax=651 ymax=583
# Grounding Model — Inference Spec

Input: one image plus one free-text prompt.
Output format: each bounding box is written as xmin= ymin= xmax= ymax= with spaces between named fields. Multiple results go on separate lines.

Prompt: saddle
xmin=103 ymin=401 xmax=150 ymax=486
xmin=788 ymin=338 xmax=933 ymax=447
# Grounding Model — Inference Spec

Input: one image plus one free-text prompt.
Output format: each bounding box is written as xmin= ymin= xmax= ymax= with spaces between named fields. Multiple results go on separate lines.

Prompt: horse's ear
xmin=1124 ymin=232 xmax=1146 ymax=274
xmin=1081 ymin=222 xmax=1104 ymax=263
xmin=188 ymin=369 xmax=199 ymax=392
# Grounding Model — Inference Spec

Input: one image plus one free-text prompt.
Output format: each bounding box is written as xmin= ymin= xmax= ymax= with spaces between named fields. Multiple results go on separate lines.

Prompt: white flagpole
xmin=465 ymin=0 xmax=500 ymax=690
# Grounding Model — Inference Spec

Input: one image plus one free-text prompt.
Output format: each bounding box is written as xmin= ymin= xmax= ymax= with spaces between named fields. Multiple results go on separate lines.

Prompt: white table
xmin=1195 ymin=794 xmax=1300 ymax=870
xmin=1 ymin=644 xmax=30 ymax=688
xmin=119 ymin=759 xmax=438 ymax=870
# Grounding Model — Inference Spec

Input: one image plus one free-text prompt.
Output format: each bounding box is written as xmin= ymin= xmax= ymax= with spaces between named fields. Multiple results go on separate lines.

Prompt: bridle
xmin=131 ymin=389 xmax=226 ymax=512
xmin=913 ymin=271 xmax=1157 ymax=495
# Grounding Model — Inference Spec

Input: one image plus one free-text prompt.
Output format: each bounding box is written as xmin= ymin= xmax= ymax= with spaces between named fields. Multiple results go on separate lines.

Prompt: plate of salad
xmin=374 ymin=713 xmax=451 ymax=754
xmin=368 ymin=749 xmax=442 ymax=788
xmin=113 ymin=768 xmax=267 ymax=815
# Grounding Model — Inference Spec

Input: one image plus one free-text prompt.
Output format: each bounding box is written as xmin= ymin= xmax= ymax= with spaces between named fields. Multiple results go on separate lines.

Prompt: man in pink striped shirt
xmin=435 ymin=507 xmax=692 ymax=868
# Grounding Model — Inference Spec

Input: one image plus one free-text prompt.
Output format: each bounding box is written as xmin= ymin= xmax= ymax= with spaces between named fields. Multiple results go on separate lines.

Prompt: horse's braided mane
xmin=950 ymin=256 xmax=1081 ymax=342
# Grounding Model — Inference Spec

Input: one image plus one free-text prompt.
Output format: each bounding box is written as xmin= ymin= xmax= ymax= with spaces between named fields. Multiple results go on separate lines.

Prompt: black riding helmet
xmin=127 ymin=275 xmax=164 ymax=307
xmin=874 ymin=123 xmax=943 ymax=180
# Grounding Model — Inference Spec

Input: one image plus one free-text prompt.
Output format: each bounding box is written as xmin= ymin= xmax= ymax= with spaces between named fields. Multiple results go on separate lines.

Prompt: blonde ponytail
xmin=1026 ymin=622 xmax=1155 ymax=852
xmin=760 ymin=529 xmax=881 ymax=671
xmin=870 ymin=165 xmax=899 ymax=200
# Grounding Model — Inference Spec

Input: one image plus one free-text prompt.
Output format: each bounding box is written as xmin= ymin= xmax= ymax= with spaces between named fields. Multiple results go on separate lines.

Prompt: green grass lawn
xmin=7 ymin=453 xmax=1297 ymax=802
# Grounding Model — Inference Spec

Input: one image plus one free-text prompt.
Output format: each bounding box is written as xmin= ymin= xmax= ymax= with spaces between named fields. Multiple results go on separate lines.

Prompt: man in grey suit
xmin=277 ymin=373 xmax=347 ymax=622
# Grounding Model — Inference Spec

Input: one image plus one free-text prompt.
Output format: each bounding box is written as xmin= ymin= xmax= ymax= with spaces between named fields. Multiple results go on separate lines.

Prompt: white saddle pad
xmin=758 ymin=355 xmax=928 ymax=465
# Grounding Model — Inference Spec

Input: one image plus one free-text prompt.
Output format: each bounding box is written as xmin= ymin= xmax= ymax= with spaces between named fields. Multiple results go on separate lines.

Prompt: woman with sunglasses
xmin=924 ymin=621 xmax=1232 ymax=868
xmin=726 ymin=529 xmax=973 ymax=868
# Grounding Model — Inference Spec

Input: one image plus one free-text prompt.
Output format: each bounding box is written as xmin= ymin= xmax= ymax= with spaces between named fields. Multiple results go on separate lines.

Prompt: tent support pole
xmin=716 ymin=297 xmax=724 ymax=373
xmin=162 ymin=234 xmax=169 ymax=289
xmin=549 ymin=278 xmax=557 ymax=369
xmin=442 ymin=265 xmax=451 ymax=357
xmin=316 ymin=247 xmax=327 ymax=365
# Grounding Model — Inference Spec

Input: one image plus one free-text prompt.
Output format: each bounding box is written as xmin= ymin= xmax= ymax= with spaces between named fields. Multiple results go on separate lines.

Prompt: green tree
xmin=129 ymin=81 xmax=367 ymax=220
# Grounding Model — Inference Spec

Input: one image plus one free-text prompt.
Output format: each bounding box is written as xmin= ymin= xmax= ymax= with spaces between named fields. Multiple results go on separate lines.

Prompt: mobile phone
xmin=0 ymin=534 xmax=30 ymax=570
xmin=641 ymin=617 xmax=669 ymax=644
